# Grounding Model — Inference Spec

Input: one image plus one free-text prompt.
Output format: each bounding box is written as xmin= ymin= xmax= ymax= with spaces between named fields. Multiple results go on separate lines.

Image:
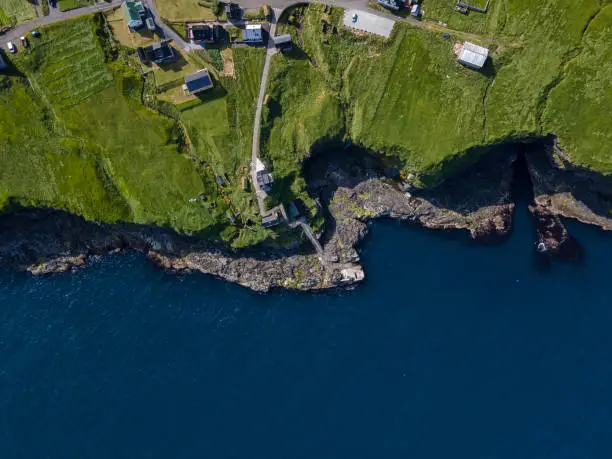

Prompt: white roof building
xmin=243 ymin=24 xmax=263 ymax=42
xmin=457 ymin=42 xmax=489 ymax=70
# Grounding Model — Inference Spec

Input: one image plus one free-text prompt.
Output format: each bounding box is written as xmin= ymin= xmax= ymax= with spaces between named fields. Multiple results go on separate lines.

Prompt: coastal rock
xmin=525 ymin=139 xmax=612 ymax=231
xmin=1 ymin=141 xmax=606 ymax=292
xmin=27 ymin=254 xmax=87 ymax=275
xmin=529 ymin=204 xmax=583 ymax=261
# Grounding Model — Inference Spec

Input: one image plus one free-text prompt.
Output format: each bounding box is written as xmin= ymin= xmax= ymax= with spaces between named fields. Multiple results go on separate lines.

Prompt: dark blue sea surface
xmin=1 ymin=202 xmax=612 ymax=459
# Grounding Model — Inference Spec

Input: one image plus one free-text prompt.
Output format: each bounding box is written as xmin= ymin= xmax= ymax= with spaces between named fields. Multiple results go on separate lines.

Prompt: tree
xmin=211 ymin=0 xmax=222 ymax=17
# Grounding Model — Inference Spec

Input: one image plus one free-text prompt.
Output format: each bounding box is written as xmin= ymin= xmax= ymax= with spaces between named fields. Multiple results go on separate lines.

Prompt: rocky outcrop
xmin=525 ymin=139 xmax=612 ymax=230
xmin=529 ymin=204 xmax=583 ymax=261
xmin=0 ymin=139 xmax=608 ymax=292
xmin=309 ymin=148 xmax=517 ymax=269
xmin=524 ymin=137 xmax=611 ymax=259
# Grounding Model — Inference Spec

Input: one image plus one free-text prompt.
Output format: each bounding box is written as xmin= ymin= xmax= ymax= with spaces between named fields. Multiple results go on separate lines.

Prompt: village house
xmin=138 ymin=41 xmax=175 ymax=64
xmin=225 ymin=3 xmax=242 ymax=20
xmin=457 ymin=42 xmax=489 ymax=70
xmin=243 ymin=24 xmax=263 ymax=43
xmin=122 ymin=1 xmax=146 ymax=29
xmin=187 ymin=24 xmax=225 ymax=44
xmin=256 ymin=170 xmax=274 ymax=192
xmin=183 ymin=69 xmax=214 ymax=95
xmin=262 ymin=210 xmax=282 ymax=228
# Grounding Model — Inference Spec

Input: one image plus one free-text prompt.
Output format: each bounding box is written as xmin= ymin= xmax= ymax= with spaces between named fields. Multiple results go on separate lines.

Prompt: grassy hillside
xmin=178 ymin=47 xmax=275 ymax=247
xmin=263 ymin=1 xmax=610 ymax=186
xmin=1 ymin=15 xmax=229 ymax=234
xmin=542 ymin=3 xmax=612 ymax=173
xmin=1 ymin=2 xmax=610 ymax=248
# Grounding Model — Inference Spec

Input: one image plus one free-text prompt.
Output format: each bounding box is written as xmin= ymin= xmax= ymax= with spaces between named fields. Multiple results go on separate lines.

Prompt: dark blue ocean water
xmin=1 ymin=201 xmax=612 ymax=459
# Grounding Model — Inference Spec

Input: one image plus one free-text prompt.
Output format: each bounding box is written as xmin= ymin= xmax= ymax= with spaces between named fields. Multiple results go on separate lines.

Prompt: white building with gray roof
xmin=457 ymin=42 xmax=489 ymax=70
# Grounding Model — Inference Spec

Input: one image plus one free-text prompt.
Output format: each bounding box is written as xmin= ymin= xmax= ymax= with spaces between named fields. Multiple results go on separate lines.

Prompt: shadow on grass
xmin=157 ymin=50 xmax=191 ymax=74
xmin=0 ymin=51 xmax=27 ymax=78
xmin=284 ymin=46 xmax=309 ymax=61
xmin=481 ymin=57 xmax=497 ymax=78
xmin=194 ymin=83 xmax=227 ymax=102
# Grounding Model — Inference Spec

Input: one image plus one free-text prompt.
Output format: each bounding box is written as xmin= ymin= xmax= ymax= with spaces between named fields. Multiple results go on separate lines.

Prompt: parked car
xmin=7 ymin=41 xmax=16 ymax=53
xmin=20 ymin=36 xmax=29 ymax=47
xmin=31 ymin=30 xmax=41 ymax=38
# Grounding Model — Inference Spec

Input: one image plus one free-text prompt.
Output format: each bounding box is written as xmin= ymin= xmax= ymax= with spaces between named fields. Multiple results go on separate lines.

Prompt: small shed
xmin=122 ymin=1 xmax=145 ymax=29
xmin=457 ymin=42 xmax=489 ymax=70
xmin=243 ymin=24 xmax=263 ymax=42
xmin=184 ymin=69 xmax=214 ymax=95
xmin=273 ymin=34 xmax=292 ymax=50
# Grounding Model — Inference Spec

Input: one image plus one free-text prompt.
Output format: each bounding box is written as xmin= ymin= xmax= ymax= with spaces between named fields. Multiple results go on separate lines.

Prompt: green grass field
xmin=153 ymin=0 xmax=216 ymax=21
xmin=0 ymin=0 xmax=36 ymax=26
xmin=264 ymin=1 xmax=610 ymax=186
xmin=58 ymin=0 xmax=94 ymax=12
xmin=19 ymin=19 xmax=113 ymax=107
xmin=1 ymin=15 xmax=230 ymax=234
xmin=1 ymin=1 xmax=610 ymax=248
xmin=542 ymin=3 xmax=612 ymax=173
xmin=178 ymin=47 xmax=272 ymax=245
xmin=263 ymin=4 xmax=491 ymax=185
xmin=180 ymin=48 xmax=264 ymax=179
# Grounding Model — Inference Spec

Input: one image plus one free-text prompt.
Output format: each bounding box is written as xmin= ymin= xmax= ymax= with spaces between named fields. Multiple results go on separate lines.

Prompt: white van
xmin=7 ymin=41 xmax=16 ymax=53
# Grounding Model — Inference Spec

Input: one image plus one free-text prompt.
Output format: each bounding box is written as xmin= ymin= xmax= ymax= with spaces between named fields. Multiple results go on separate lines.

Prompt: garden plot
xmin=27 ymin=20 xmax=113 ymax=107
xmin=0 ymin=0 xmax=36 ymax=26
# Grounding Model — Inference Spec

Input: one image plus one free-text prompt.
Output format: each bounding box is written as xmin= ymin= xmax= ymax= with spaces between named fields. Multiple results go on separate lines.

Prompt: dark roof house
xmin=184 ymin=69 xmax=214 ymax=95
xmin=225 ymin=3 xmax=242 ymax=20
xmin=190 ymin=25 xmax=213 ymax=42
xmin=138 ymin=41 xmax=175 ymax=64
xmin=256 ymin=170 xmax=274 ymax=192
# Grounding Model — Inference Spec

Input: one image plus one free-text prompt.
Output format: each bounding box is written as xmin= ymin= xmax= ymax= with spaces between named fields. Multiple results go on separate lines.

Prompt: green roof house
xmin=122 ymin=1 xmax=146 ymax=29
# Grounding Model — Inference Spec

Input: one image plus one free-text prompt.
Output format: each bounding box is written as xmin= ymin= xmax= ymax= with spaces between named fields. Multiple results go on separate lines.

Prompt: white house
xmin=243 ymin=24 xmax=263 ymax=42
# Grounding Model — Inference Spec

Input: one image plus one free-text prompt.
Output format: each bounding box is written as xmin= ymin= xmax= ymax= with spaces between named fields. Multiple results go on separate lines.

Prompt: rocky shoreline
xmin=0 ymin=139 xmax=610 ymax=292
